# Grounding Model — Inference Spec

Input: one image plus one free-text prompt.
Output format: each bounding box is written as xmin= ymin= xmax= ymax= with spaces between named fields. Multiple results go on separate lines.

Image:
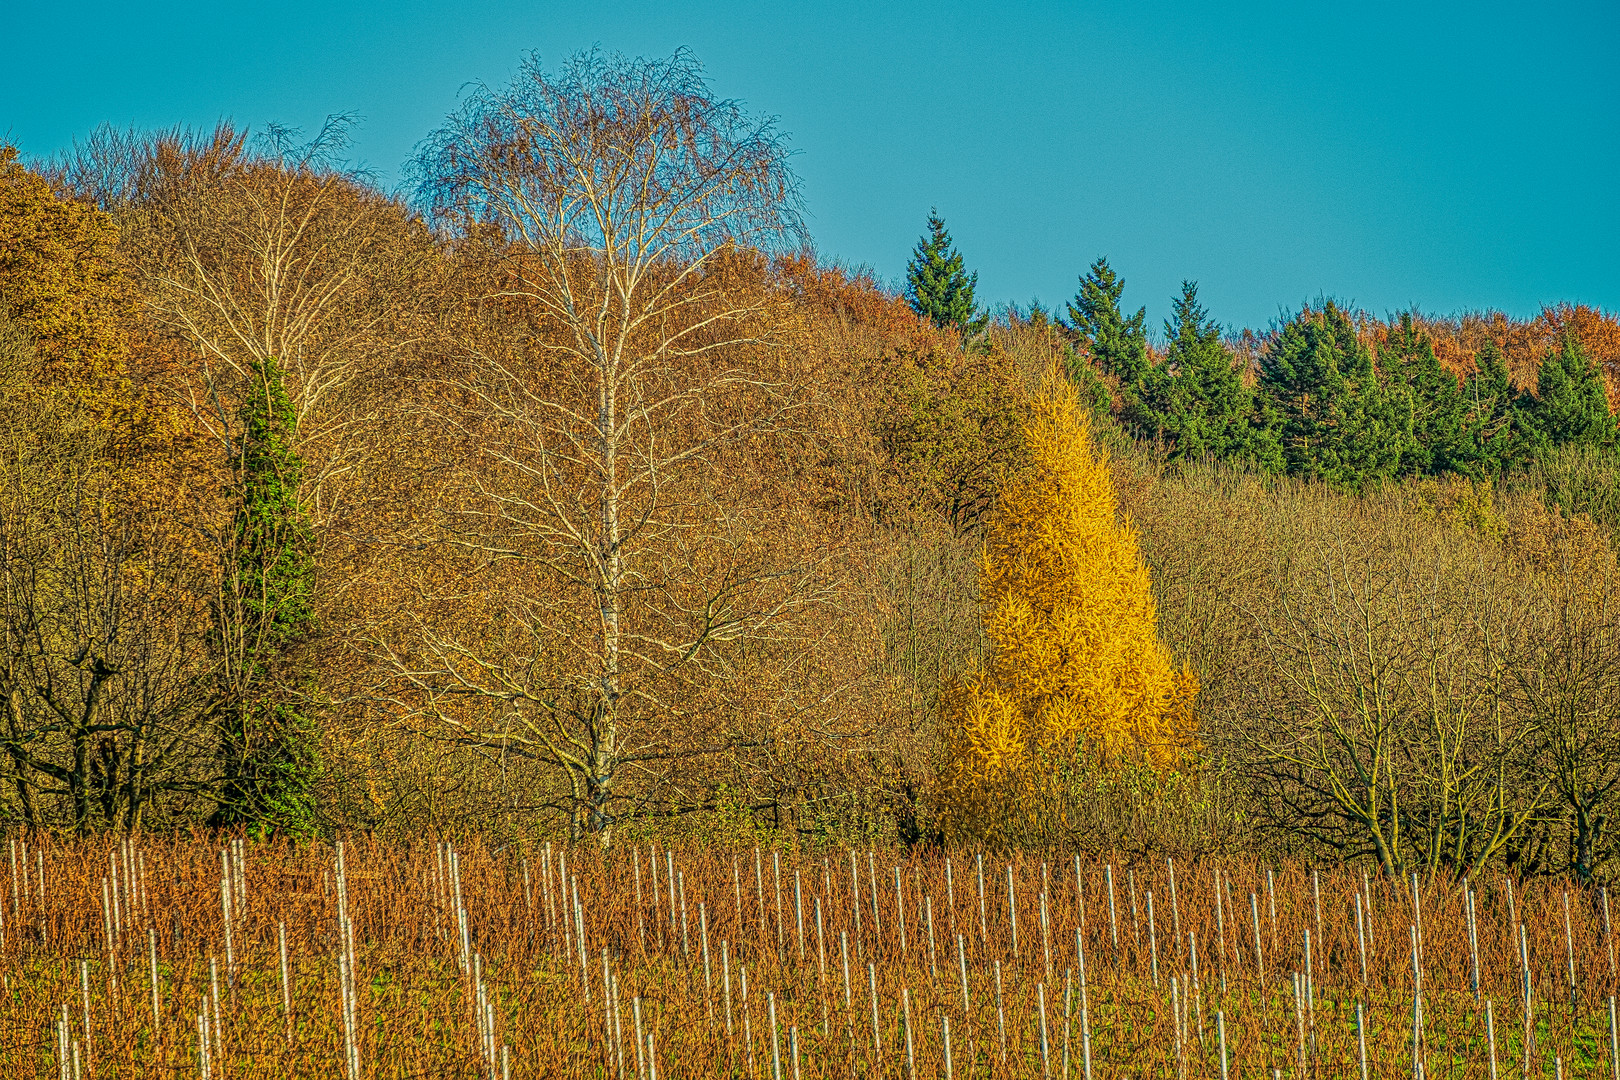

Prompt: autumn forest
xmin=5 ymin=49 xmax=1620 ymax=887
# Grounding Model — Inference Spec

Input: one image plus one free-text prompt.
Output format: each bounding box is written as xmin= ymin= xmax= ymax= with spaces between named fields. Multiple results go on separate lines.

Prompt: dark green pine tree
xmin=1155 ymin=280 xmax=1272 ymax=465
xmin=1521 ymin=333 xmax=1615 ymax=453
xmin=905 ymin=210 xmax=988 ymax=337
xmin=212 ymin=356 xmax=322 ymax=836
xmin=1459 ymin=338 xmax=1525 ymax=476
xmin=1257 ymin=302 xmax=1403 ymax=488
xmin=1378 ymin=313 xmax=1468 ymax=476
xmin=1066 ymin=257 xmax=1159 ymax=437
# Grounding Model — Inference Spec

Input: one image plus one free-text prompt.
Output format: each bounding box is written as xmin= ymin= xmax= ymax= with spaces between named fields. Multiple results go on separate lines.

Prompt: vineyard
xmin=1 ymin=838 xmax=1619 ymax=1078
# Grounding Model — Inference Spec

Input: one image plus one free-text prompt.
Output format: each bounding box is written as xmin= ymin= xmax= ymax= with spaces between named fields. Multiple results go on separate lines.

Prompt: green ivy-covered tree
xmin=905 ymin=210 xmax=988 ymax=337
xmin=1258 ymin=302 xmax=1403 ymax=489
xmin=211 ymin=356 xmax=322 ymax=835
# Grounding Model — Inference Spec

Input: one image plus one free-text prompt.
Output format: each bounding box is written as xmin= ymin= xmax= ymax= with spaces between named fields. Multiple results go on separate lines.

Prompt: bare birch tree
xmin=398 ymin=50 xmax=836 ymax=843
xmin=55 ymin=120 xmax=437 ymax=505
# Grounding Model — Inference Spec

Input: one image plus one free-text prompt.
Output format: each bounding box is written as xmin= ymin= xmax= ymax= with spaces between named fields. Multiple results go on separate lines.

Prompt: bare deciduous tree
xmin=1509 ymin=535 xmax=1620 ymax=880
xmin=56 ymin=120 xmax=437 ymax=506
xmin=396 ymin=50 xmax=839 ymax=843
xmin=1239 ymin=517 xmax=1540 ymax=880
xmin=0 ymin=313 xmax=215 ymax=831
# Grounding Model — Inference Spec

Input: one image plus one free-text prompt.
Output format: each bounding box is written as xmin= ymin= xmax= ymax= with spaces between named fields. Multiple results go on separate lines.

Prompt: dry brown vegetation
xmin=1124 ymin=457 xmax=1620 ymax=877
xmin=5 ymin=838 xmax=1620 ymax=1078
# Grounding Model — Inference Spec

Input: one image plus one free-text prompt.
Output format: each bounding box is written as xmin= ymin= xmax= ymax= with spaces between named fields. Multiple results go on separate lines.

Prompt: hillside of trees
xmin=4 ymin=51 xmax=1620 ymax=881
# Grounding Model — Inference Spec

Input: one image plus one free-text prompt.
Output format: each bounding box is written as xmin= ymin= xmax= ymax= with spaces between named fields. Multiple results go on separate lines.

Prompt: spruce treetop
xmin=1165 ymin=279 xmax=1220 ymax=356
xmin=1159 ymin=280 xmax=1260 ymax=463
xmin=1459 ymin=337 xmax=1524 ymax=474
xmin=905 ymin=209 xmax=987 ymax=336
xmin=1067 ymin=256 xmax=1149 ymax=385
xmin=1259 ymin=301 xmax=1402 ymax=487
xmin=1067 ymin=256 xmax=1160 ymax=439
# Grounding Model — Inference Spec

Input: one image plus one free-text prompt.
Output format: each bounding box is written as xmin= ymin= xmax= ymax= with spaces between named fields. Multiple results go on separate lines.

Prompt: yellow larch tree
xmin=938 ymin=366 xmax=1197 ymax=843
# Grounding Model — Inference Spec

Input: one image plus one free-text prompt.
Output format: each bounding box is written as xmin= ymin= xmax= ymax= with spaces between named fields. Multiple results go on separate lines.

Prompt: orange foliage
xmin=775 ymin=252 xmax=919 ymax=338
xmin=1539 ymin=303 xmax=1620 ymax=409
xmin=1363 ymin=304 xmax=1620 ymax=409
xmin=0 ymin=147 xmax=189 ymax=477
xmin=0 ymin=145 xmax=133 ymax=392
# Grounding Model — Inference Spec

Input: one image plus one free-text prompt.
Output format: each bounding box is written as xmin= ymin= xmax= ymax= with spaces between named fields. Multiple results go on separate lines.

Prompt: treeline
xmin=909 ymin=216 xmax=1620 ymax=491
xmin=3 ymin=49 xmax=1620 ymax=882
xmin=1113 ymin=276 xmax=1614 ymax=489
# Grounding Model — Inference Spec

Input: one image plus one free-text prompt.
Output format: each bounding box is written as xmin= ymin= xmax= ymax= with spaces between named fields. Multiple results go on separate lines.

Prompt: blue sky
xmin=4 ymin=1 xmax=1616 ymax=333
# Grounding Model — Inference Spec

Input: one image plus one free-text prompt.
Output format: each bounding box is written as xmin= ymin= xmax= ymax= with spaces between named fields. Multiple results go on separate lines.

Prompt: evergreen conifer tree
xmin=1521 ymin=333 xmax=1615 ymax=453
xmin=1257 ymin=302 xmax=1402 ymax=488
xmin=1066 ymin=257 xmax=1160 ymax=435
xmin=1459 ymin=338 xmax=1524 ymax=475
xmin=1156 ymin=280 xmax=1264 ymax=463
xmin=904 ymin=210 xmax=988 ymax=336
xmin=212 ymin=356 xmax=322 ymax=835
xmin=1378 ymin=313 xmax=1468 ymax=476
xmin=937 ymin=367 xmax=1197 ymax=845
